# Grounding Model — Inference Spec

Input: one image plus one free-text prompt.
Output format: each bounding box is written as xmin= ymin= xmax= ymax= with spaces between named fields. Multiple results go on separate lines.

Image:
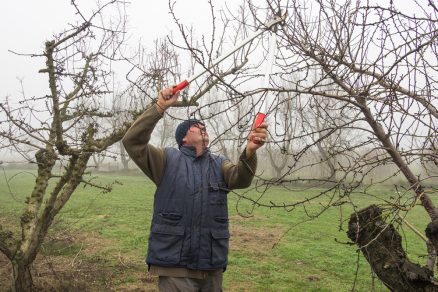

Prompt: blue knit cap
xmin=175 ymin=119 xmax=204 ymax=148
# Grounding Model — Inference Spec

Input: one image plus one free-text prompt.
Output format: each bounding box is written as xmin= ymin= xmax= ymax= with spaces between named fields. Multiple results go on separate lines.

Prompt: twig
xmin=397 ymin=214 xmax=428 ymax=242
xmin=71 ymin=242 xmax=84 ymax=267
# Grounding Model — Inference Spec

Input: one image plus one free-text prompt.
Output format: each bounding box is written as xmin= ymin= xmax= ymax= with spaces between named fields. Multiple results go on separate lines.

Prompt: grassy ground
xmin=0 ymin=169 xmax=434 ymax=291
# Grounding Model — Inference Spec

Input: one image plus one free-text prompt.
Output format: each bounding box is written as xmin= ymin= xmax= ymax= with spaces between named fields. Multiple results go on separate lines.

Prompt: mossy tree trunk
xmin=347 ymin=205 xmax=438 ymax=291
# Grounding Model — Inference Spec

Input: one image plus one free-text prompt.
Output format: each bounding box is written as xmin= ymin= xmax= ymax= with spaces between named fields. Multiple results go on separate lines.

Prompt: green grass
xmin=0 ymin=169 xmax=435 ymax=291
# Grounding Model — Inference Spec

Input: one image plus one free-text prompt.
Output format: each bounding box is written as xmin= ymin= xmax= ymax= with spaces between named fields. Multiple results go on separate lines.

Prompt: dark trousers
xmin=158 ymin=271 xmax=223 ymax=292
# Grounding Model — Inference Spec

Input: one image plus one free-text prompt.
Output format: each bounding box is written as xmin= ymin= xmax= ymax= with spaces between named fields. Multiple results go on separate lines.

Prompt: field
xmin=0 ymin=169 xmax=434 ymax=291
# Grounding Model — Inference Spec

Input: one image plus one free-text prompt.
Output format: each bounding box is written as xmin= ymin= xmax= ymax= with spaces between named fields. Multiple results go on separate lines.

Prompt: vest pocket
xmin=209 ymin=182 xmax=228 ymax=206
xmin=149 ymin=224 xmax=185 ymax=264
xmin=210 ymin=229 xmax=230 ymax=266
xmin=214 ymin=216 xmax=228 ymax=224
xmin=159 ymin=212 xmax=183 ymax=225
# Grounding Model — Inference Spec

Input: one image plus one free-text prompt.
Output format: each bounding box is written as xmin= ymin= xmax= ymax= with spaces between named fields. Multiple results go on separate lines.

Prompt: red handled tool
xmin=253 ymin=112 xmax=266 ymax=129
xmin=172 ymin=12 xmax=287 ymax=95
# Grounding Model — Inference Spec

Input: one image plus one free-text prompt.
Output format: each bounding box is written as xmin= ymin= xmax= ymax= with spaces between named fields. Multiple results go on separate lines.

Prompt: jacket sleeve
xmin=122 ymin=104 xmax=167 ymax=185
xmin=222 ymin=151 xmax=257 ymax=190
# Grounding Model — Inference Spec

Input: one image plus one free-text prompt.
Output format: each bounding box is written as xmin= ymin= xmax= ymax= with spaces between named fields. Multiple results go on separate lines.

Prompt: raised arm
xmin=223 ymin=122 xmax=268 ymax=189
xmin=122 ymin=87 xmax=179 ymax=184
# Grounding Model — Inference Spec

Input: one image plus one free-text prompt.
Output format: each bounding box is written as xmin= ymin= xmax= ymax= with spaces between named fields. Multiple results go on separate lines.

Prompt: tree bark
xmin=347 ymin=205 xmax=438 ymax=292
xmin=12 ymin=259 xmax=33 ymax=292
xmin=426 ymin=221 xmax=438 ymax=272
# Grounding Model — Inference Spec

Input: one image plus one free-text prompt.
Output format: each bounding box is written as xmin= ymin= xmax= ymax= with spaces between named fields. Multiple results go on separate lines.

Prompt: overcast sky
xmin=0 ymin=0 xmax=234 ymax=100
xmin=2 ymin=1 xmax=415 ymax=101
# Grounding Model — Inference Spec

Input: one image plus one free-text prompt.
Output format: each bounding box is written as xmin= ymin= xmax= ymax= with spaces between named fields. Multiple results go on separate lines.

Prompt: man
xmin=122 ymin=87 xmax=268 ymax=291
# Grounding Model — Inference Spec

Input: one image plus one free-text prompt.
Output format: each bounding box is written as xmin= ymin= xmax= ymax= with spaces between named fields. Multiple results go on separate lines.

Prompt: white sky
xmin=0 ymin=0 xmax=234 ymax=100
xmin=1 ymin=1 xmax=415 ymax=102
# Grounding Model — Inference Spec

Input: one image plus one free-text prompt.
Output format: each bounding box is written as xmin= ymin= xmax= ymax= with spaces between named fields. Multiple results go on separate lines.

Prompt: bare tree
xmin=264 ymin=90 xmax=298 ymax=179
xmin=0 ymin=1 xmax=150 ymax=290
xmin=91 ymin=153 xmax=106 ymax=170
xmin=297 ymin=85 xmax=357 ymax=182
xmin=119 ymin=140 xmax=131 ymax=170
xmin=252 ymin=0 xmax=437 ymax=290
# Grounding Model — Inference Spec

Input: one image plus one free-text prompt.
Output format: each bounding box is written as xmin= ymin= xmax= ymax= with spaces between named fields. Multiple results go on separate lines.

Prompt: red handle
xmin=253 ymin=112 xmax=266 ymax=129
xmin=251 ymin=112 xmax=266 ymax=144
xmin=173 ymin=80 xmax=189 ymax=94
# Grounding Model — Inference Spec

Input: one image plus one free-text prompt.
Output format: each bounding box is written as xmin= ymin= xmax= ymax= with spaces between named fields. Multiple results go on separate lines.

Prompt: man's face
xmin=183 ymin=123 xmax=209 ymax=148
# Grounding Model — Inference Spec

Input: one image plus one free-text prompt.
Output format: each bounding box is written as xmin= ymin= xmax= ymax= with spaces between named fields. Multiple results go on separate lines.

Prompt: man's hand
xmin=156 ymin=87 xmax=180 ymax=114
xmin=246 ymin=122 xmax=268 ymax=158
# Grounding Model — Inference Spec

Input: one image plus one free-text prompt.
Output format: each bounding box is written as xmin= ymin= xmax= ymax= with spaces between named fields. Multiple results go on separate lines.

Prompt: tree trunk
xmin=347 ymin=205 xmax=437 ymax=291
xmin=119 ymin=141 xmax=130 ymax=170
xmin=12 ymin=260 xmax=33 ymax=292
xmin=425 ymin=221 xmax=438 ymax=271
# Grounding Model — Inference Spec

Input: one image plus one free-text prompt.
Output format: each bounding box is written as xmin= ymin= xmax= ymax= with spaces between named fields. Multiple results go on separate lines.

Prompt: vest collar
xmin=180 ymin=145 xmax=210 ymax=158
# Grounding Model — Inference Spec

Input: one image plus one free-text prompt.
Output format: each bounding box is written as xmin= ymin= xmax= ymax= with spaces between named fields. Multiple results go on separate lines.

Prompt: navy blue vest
xmin=146 ymin=146 xmax=229 ymax=270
